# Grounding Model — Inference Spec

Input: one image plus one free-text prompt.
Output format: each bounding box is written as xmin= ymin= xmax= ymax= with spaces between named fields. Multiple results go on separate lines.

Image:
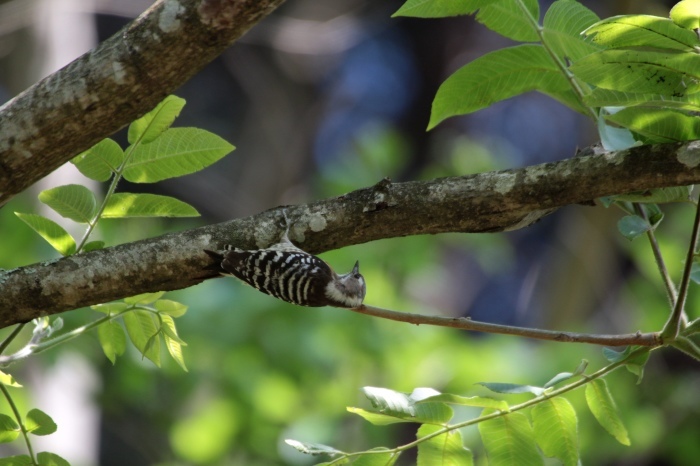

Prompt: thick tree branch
xmin=0 ymin=0 xmax=286 ymax=207
xmin=2 ymin=141 xmax=700 ymax=327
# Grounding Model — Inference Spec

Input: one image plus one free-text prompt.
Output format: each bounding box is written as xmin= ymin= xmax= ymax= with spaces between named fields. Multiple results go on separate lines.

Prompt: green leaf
xmin=570 ymin=50 xmax=700 ymax=97
xmin=475 ymin=0 xmax=539 ymax=42
xmin=584 ymin=15 xmax=700 ymax=51
xmin=476 ymin=382 xmax=545 ymax=396
xmin=25 ymin=409 xmax=57 ymax=436
xmin=585 ymin=379 xmax=630 ymax=446
xmin=36 ymin=452 xmax=70 ymax=466
xmin=102 ymin=193 xmax=199 ymax=218
xmin=123 ymin=128 xmax=234 ymax=183
xmin=0 ymin=455 xmax=33 ymax=466
xmin=532 ymin=398 xmax=579 ymax=466
xmin=347 ymin=407 xmax=413 ymax=426
xmin=71 ymin=138 xmax=123 ymax=182
xmin=617 ymin=215 xmax=650 ymax=240
xmin=91 ymin=302 xmax=129 ymax=314
xmin=155 ymin=299 xmax=188 ymax=317
xmin=417 ymin=424 xmax=473 ymax=466
xmin=123 ymin=310 xmax=161 ymax=366
xmin=161 ymin=314 xmax=188 ymax=372
xmin=670 ymin=336 xmax=700 ymax=362
xmin=124 ymin=292 xmax=165 ymax=305
xmin=479 ymin=410 xmax=543 ymax=466
xmin=360 ymin=386 xmax=453 ymax=424
xmin=0 ymin=414 xmax=20 ymax=443
xmin=98 ymin=321 xmax=126 ymax=365
xmin=429 ymin=45 xmax=577 ymax=129
xmin=38 ymin=184 xmax=97 ymax=223
xmin=284 ymin=439 xmax=345 ymax=456
xmin=0 ymin=370 xmax=22 ymax=388
xmin=671 ymin=0 xmax=700 ymax=30
xmin=128 ymin=95 xmax=186 ymax=144
xmin=606 ymin=107 xmax=700 ymax=143
xmin=542 ymin=0 xmax=602 ymax=62
xmin=543 ymin=372 xmax=576 ymax=388
xmin=353 ymin=448 xmax=400 ymax=466
xmin=14 ymin=213 xmax=76 ymax=256
xmin=685 ymin=318 xmax=700 ymax=334
xmin=82 ymin=240 xmax=105 ymax=252
xmin=392 ymin=0 xmax=499 ymax=18
xmin=416 ymin=393 xmax=509 ymax=411
xmin=584 ymin=88 xmax=700 ymax=112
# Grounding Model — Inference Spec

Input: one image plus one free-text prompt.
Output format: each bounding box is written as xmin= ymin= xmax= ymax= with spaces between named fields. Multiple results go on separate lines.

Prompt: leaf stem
xmin=0 ymin=383 xmax=37 ymax=465
xmin=0 ymin=323 xmax=26 ymax=356
xmin=514 ymin=0 xmax=597 ymax=120
xmin=327 ymin=346 xmax=652 ymax=464
xmin=350 ymin=304 xmax=661 ymax=347
xmin=662 ymin=198 xmax=700 ymax=339
xmin=0 ymin=310 xmax=131 ymax=367
xmin=634 ymin=204 xmax=677 ymax=305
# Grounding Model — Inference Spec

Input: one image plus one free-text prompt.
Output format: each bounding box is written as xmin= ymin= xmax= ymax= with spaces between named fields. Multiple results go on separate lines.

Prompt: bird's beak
xmin=352 ymin=261 xmax=360 ymax=274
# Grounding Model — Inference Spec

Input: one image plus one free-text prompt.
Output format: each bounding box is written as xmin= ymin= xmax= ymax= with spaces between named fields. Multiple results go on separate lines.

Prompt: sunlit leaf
xmin=353 ymin=448 xmax=400 ymax=466
xmin=570 ymin=50 xmax=700 ymax=96
xmin=479 ymin=410 xmax=543 ymax=465
xmin=14 ymin=213 xmax=76 ymax=256
xmin=71 ymin=138 xmax=123 ymax=181
xmin=532 ymin=398 xmax=579 ymax=466
xmin=670 ymin=0 xmax=700 ymax=30
xmin=0 ymin=370 xmax=22 ymax=388
xmin=91 ymin=303 xmax=130 ymax=314
xmin=347 ymin=407 xmax=413 ymax=426
xmin=155 ymin=299 xmax=188 ymax=317
xmin=161 ymin=314 xmax=188 ymax=372
xmin=124 ymin=292 xmax=165 ymax=305
xmin=543 ymin=372 xmax=576 ymax=388
xmin=585 ymin=379 xmax=630 ymax=445
xmin=102 ymin=193 xmax=199 ymax=218
xmin=98 ymin=321 xmax=127 ymax=365
xmin=417 ymin=424 xmax=473 ymax=466
xmin=25 ymin=409 xmax=57 ymax=436
xmin=38 ymin=184 xmax=97 ymax=223
xmin=123 ymin=128 xmax=234 ymax=183
xmin=0 ymin=414 xmax=20 ymax=443
xmin=128 ymin=95 xmax=186 ymax=144
xmin=123 ymin=310 xmax=161 ymax=366
xmin=606 ymin=107 xmax=700 ymax=143
xmin=584 ymin=15 xmax=699 ymax=51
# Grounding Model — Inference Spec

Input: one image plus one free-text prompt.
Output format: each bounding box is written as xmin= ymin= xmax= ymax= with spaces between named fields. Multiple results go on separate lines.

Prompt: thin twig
xmin=663 ymin=199 xmax=700 ymax=339
xmin=634 ymin=204 xmax=677 ymax=305
xmin=0 ymin=323 xmax=26 ymax=356
xmin=350 ymin=304 xmax=661 ymax=347
xmin=0 ymin=383 xmax=37 ymax=465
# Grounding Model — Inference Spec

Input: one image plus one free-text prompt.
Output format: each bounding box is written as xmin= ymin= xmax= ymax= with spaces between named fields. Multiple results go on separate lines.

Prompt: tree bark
xmin=1 ymin=140 xmax=700 ymax=327
xmin=0 ymin=0 xmax=286 ymax=207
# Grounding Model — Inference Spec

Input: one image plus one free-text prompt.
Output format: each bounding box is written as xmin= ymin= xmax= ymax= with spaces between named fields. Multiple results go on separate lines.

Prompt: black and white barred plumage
xmin=204 ymin=224 xmax=366 ymax=308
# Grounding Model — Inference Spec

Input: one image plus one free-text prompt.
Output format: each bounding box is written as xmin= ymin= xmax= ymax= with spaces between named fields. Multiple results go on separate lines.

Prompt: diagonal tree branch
xmin=2 ymin=140 xmax=700 ymax=327
xmin=0 ymin=0 xmax=286 ymax=208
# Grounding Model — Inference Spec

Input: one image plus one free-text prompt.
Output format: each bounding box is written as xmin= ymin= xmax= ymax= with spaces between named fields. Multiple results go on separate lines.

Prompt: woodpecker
xmin=204 ymin=215 xmax=366 ymax=308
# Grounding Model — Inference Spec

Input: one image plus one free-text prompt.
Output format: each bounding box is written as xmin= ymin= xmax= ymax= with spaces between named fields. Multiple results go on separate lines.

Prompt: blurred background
xmin=1 ymin=0 xmax=698 ymax=464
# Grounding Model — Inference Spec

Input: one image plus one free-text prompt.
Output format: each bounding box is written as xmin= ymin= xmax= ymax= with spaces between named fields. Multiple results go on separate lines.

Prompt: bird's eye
xmin=354 ymin=274 xmax=361 ymax=279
